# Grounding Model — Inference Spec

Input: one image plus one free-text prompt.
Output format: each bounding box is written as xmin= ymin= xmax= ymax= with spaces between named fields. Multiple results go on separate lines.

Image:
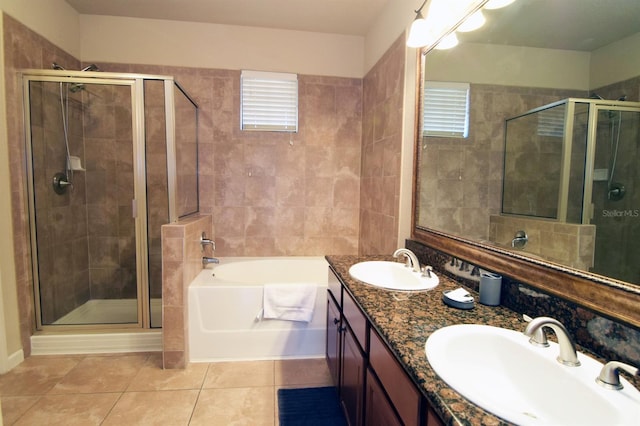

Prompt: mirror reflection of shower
xmin=590 ymin=92 xmax=628 ymax=201
xmin=50 ymin=62 xmax=99 ymax=195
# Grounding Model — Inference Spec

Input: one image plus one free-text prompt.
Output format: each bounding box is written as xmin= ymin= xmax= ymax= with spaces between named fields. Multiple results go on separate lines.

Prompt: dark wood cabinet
xmin=326 ymin=266 xmax=444 ymax=426
xmin=341 ymin=323 xmax=365 ymax=426
xmin=365 ymin=369 xmax=402 ymax=426
xmin=326 ymin=294 xmax=341 ymax=387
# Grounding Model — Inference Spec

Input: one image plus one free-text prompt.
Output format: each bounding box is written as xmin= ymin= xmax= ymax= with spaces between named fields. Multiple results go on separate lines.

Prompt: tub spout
xmin=202 ymin=256 xmax=219 ymax=267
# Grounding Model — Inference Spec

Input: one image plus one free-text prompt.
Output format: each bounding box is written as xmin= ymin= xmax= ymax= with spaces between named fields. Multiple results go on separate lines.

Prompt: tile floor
xmin=0 ymin=353 xmax=333 ymax=425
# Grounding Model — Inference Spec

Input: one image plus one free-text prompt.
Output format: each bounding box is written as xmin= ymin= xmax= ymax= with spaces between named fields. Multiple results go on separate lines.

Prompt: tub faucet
xmin=202 ymin=257 xmax=219 ymax=267
xmin=393 ymin=248 xmax=420 ymax=273
xmin=200 ymin=232 xmax=215 ymax=251
xmin=523 ymin=316 xmax=581 ymax=367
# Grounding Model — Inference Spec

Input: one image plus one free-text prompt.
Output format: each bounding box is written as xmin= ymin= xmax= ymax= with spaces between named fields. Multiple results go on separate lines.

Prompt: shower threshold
xmin=52 ymin=298 xmax=162 ymax=325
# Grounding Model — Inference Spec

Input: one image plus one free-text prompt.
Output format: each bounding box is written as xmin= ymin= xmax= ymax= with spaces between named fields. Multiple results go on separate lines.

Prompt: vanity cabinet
xmin=327 ymin=267 xmax=444 ymax=426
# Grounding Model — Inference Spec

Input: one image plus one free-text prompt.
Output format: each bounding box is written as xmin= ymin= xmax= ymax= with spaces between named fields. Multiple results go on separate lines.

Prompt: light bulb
xmin=435 ymin=33 xmax=459 ymax=50
xmin=457 ymin=10 xmax=485 ymax=32
xmin=407 ymin=16 xmax=434 ymax=48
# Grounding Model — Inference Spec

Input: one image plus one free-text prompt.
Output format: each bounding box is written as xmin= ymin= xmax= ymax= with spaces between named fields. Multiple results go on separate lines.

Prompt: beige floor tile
xmin=102 ymin=389 xmax=199 ymax=426
xmin=0 ymin=357 xmax=80 ymax=396
xmin=126 ymin=354 xmax=209 ymax=391
xmin=13 ymin=393 xmax=120 ymax=426
xmin=190 ymin=387 xmax=274 ymax=426
xmin=203 ymin=360 xmax=274 ymax=389
xmin=274 ymin=358 xmax=332 ymax=386
xmin=0 ymin=396 xmax=41 ymax=425
xmin=49 ymin=354 xmax=149 ymax=394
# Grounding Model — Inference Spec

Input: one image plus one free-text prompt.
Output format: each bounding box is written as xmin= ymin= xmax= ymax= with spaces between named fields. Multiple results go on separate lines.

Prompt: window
xmin=423 ymin=81 xmax=470 ymax=138
xmin=537 ymin=106 xmax=565 ymax=137
xmin=241 ymin=70 xmax=298 ymax=132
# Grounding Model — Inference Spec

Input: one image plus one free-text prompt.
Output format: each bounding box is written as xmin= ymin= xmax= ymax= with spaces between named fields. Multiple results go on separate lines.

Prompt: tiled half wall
xmin=161 ymin=214 xmax=213 ymax=369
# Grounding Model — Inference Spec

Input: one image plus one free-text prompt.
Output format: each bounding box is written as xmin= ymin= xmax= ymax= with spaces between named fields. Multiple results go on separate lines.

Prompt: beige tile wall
xmin=161 ymin=214 xmax=213 ymax=369
xmin=418 ymin=84 xmax=584 ymax=241
xmin=489 ymin=214 xmax=595 ymax=271
xmin=359 ymin=35 xmax=406 ymax=255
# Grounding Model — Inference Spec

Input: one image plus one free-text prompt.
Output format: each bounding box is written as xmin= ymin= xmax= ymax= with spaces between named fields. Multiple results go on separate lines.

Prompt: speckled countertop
xmin=327 ymin=255 xmax=528 ymax=426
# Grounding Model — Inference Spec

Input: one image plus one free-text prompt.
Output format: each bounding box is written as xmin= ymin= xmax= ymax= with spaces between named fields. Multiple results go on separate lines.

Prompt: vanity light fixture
xmin=457 ymin=10 xmax=485 ymax=32
xmin=435 ymin=32 xmax=459 ymax=50
xmin=484 ymin=0 xmax=516 ymax=9
xmin=406 ymin=0 xmax=433 ymax=48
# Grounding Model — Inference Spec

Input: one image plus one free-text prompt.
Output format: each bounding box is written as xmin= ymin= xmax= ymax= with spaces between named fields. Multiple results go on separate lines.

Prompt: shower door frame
xmin=21 ymin=70 xmax=186 ymax=331
xmin=582 ymin=100 xmax=640 ymax=224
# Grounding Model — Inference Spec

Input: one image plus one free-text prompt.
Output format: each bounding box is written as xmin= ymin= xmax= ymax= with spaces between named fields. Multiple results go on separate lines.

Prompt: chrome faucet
xmin=393 ymin=248 xmax=420 ymax=273
xmin=202 ymin=256 xmax=219 ymax=267
xmin=523 ymin=316 xmax=581 ymax=367
xmin=200 ymin=232 xmax=215 ymax=250
xmin=596 ymin=361 xmax=639 ymax=390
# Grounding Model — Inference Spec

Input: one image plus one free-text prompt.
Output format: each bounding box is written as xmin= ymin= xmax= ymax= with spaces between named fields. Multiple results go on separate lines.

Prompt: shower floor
xmin=52 ymin=298 xmax=162 ymax=326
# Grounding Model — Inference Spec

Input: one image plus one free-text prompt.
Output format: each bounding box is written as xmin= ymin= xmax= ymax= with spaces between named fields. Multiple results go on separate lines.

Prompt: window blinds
xmin=423 ymin=81 xmax=470 ymax=138
xmin=241 ymin=70 xmax=298 ymax=132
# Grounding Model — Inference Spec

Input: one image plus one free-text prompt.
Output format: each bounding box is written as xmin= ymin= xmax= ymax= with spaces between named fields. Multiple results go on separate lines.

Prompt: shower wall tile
xmin=359 ymin=35 xmax=406 ymax=255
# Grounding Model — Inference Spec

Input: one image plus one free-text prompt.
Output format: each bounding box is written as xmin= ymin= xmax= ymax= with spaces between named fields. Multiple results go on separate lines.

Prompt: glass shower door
xmin=26 ymin=78 xmax=142 ymax=326
xmin=589 ymin=107 xmax=640 ymax=283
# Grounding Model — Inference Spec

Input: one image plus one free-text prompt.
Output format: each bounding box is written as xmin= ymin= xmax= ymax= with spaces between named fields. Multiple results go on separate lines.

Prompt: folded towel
xmin=263 ymin=283 xmax=318 ymax=323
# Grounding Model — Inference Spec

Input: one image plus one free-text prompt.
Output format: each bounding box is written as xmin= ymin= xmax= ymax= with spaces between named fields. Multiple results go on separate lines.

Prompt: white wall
xmin=80 ymin=15 xmax=365 ymax=78
xmin=425 ymin=42 xmax=591 ymax=90
xmin=590 ymin=32 xmax=640 ymax=90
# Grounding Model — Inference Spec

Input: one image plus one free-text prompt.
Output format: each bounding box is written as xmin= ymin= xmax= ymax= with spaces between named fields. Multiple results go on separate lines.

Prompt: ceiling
xmin=460 ymin=0 xmax=640 ymax=52
xmin=64 ymin=0 xmax=640 ymax=50
xmin=63 ymin=0 xmax=393 ymax=36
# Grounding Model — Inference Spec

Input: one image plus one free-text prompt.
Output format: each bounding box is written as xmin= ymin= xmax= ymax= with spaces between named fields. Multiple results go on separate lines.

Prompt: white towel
xmin=262 ymin=283 xmax=318 ymax=323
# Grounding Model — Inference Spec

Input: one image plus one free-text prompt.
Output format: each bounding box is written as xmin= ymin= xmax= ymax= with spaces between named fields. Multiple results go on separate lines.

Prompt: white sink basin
xmin=348 ymin=261 xmax=439 ymax=291
xmin=425 ymin=324 xmax=640 ymax=425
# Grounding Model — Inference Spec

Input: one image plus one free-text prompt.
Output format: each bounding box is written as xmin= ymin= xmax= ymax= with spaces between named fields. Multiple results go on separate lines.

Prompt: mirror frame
xmin=411 ymin=50 xmax=640 ymax=329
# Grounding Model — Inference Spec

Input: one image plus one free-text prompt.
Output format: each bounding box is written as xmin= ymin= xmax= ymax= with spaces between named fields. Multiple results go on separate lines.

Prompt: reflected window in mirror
xmin=423 ymin=81 xmax=470 ymax=138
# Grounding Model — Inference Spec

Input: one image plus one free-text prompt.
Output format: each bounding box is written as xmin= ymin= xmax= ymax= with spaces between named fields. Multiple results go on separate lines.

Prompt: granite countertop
xmin=326 ymin=254 xmax=525 ymax=426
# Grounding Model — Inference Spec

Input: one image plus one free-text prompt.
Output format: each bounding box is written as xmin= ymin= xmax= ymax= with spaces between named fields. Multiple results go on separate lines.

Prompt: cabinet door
xmin=326 ymin=294 xmax=341 ymax=387
xmin=365 ymin=369 xmax=402 ymax=426
xmin=341 ymin=324 xmax=365 ymax=426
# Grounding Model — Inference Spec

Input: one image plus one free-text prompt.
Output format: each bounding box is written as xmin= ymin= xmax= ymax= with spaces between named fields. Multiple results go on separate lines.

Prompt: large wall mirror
xmin=412 ymin=0 xmax=640 ymax=327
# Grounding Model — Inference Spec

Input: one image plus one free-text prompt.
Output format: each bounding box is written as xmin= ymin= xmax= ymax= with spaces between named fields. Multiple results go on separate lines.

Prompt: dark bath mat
xmin=277 ymin=386 xmax=347 ymax=426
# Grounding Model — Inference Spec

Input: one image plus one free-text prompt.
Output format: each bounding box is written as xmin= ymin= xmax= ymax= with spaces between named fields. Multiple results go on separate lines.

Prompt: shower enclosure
xmin=21 ymin=69 xmax=199 ymax=330
xmin=502 ymin=97 xmax=640 ymax=283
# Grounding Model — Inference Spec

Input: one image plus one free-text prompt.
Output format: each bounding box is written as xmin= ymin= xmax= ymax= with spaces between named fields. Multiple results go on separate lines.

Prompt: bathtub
xmin=188 ymin=257 xmax=329 ymax=362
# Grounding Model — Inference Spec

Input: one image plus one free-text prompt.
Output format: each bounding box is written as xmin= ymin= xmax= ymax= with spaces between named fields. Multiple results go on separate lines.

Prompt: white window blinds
xmin=537 ymin=106 xmax=565 ymax=137
xmin=423 ymin=81 xmax=470 ymax=138
xmin=241 ymin=70 xmax=298 ymax=132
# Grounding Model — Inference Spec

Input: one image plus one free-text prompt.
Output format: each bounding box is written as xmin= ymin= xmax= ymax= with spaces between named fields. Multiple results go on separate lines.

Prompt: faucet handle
xmin=596 ymin=361 xmax=639 ymax=390
xmin=421 ymin=265 xmax=433 ymax=278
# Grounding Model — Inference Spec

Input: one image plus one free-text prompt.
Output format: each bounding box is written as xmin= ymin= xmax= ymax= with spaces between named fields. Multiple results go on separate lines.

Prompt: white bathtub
xmin=188 ymin=257 xmax=329 ymax=362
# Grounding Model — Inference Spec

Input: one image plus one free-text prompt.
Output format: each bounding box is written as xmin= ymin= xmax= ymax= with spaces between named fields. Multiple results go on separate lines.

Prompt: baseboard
xmin=0 ymin=348 xmax=25 ymax=373
xmin=31 ymin=331 xmax=162 ymax=355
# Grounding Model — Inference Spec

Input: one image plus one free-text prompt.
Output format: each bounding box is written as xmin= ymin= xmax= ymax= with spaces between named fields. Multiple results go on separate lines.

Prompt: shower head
xmin=618 ymin=95 xmax=627 ymax=101
xmin=52 ymin=63 xmax=66 ymax=70
xmin=81 ymin=64 xmax=99 ymax=72
xmin=69 ymin=83 xmax=85 ymax=93
xmin=589 ymin=93 xmax=604 ymax=100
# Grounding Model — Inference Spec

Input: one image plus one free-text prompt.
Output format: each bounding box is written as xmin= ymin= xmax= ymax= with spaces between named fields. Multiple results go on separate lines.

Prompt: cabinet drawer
xmin=370 ymin=329 xmax=421 ymax=426
xmin=342 ymin=290 xmax=367 ymax=351
xmin=328 ymin=267 xmax=342 ymax=306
